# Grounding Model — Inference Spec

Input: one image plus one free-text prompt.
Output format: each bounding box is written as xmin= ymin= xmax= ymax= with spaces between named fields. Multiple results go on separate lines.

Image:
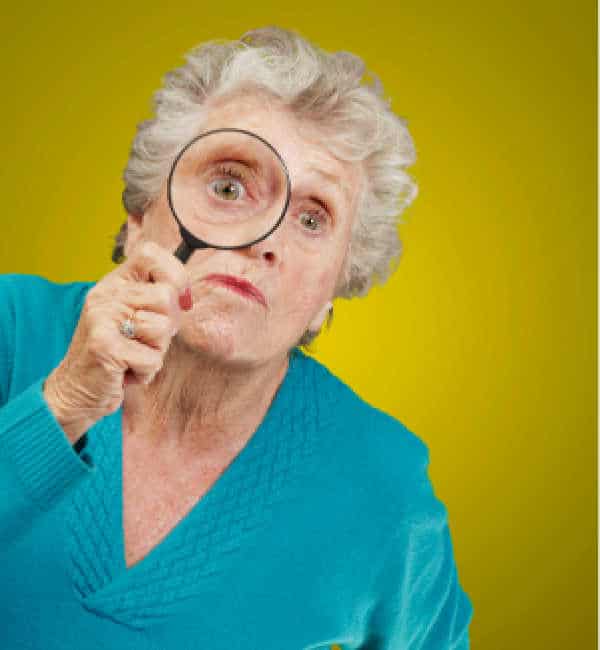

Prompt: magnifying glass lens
xmin=168 ymin=130 xmax=289 ymax=249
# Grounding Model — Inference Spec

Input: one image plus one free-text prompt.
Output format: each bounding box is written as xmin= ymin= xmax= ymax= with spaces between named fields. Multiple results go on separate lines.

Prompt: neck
xmin=122 ymin=336 xmax=290 ymax=457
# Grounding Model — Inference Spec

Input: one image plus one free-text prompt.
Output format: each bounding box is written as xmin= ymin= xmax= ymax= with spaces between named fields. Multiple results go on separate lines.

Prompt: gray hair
xmin=112 ymin=26 xmax=418 ymax=347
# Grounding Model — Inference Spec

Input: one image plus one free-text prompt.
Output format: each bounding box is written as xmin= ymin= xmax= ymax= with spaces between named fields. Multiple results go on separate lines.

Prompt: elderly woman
xmin=0 ymin=26 xmax=472 ymax=650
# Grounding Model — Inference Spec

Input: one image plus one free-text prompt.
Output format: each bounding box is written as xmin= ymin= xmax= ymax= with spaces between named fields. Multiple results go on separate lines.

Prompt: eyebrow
xmin=308 ymin=165 xmax=340 ymax=185
xmin=303 ymin=165 xmax=349 ymax=216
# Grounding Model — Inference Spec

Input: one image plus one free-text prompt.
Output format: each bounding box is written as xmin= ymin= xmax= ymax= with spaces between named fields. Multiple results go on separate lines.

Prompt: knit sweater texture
xmin=0 ymin=273 xmax=473 ymax=649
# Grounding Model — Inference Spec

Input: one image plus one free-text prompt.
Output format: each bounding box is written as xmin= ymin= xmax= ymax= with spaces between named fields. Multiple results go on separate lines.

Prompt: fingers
xmin=123 ymin=310 xmax=177 ymax=351
xmin=85 ymin=317 xmax=165 ymax=386
xmin=123 ymin=240 xmax=191 ymax=298
xmin=108 ymin=240 xmax=195 ymax=385
xmin=116 ymin=334 xmax=166 ymax=385
xmin=119 ymin=280 xmax=185 ymax=331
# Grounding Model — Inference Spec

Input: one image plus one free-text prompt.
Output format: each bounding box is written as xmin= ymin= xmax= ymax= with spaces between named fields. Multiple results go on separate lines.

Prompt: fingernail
xmin=179 ymin=287 xmax=193 ymax=311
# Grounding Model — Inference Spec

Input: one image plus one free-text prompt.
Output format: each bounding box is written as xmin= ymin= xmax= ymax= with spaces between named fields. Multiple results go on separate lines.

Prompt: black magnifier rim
xmin=166 ymin=127 xmax=292 ymax=251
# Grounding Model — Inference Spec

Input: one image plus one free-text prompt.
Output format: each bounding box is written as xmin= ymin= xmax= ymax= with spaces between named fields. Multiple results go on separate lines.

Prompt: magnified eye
xmin=208 ymin=164 xmax=248 ymax=201
xmin=209 ymin=177 xmax=245 ymax=201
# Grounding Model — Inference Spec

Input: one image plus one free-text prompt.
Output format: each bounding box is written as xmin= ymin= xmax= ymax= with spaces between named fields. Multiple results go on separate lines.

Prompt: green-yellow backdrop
xmin=0 ymin=1 xmax=596 ymax=648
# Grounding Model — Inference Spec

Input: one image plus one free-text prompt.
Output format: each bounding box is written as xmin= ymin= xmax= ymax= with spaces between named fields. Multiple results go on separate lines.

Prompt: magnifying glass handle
xmin=174 ymin=240 xmax=194 ymax=264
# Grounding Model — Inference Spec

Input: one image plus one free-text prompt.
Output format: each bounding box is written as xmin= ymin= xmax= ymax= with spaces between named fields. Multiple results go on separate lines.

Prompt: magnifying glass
xmin=167 ymin=128 xmax=292 ymax=264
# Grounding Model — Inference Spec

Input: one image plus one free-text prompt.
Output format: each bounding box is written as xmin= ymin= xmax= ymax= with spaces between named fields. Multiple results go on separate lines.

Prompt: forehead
xmin=199 ymin=92 xmax=362 ymax=213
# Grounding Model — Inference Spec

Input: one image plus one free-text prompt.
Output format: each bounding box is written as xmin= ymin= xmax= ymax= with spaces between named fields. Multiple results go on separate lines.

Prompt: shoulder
xmin=0 ymin=271 xmax=95 ymax=297
xmin=294 ymin=349 xmax=433 ymax=514
xmin=0 ymin=273 xmax=95 ymax=332
xmin=0 ymin=274 xmax=97 ymax=400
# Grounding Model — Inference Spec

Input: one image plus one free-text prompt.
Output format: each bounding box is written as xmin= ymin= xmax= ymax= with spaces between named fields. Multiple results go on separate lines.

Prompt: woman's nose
xmin=241 ymin=224 xmax=285 ymax=265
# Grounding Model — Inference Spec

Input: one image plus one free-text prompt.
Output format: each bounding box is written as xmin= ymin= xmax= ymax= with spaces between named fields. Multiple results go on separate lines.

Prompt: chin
xmin=180 ymin=317 xmax=274 ymax=366
xmin=179 ymin=304 xmax=291 ymax=366
xmin=179 ymin=319 xmax=237 ymax=360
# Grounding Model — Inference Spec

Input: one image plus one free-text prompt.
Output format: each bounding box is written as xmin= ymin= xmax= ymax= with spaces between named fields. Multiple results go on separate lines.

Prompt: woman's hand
xmin=43 ymin=241 xmax=192 ymax=444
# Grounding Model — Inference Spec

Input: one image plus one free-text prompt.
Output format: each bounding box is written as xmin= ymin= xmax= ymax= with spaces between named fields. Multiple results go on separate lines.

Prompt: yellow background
xmin=0 ymin=1 xmax=596 ymax=647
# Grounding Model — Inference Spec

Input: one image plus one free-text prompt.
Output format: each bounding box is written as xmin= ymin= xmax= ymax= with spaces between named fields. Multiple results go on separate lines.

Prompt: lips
xmin=204 ymin=274 xmax=267 ymax=307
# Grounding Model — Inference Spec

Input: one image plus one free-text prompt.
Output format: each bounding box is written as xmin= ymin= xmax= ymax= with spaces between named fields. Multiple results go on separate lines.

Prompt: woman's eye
xmin=209 ymin=178 xmax=245 ymax=201
xmin=299 ymin=211 xmax=325 ymax=232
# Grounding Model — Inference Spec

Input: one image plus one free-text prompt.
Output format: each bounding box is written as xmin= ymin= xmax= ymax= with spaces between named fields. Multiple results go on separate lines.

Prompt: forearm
xmin=0 ymin=377 xmax=95 ymax=546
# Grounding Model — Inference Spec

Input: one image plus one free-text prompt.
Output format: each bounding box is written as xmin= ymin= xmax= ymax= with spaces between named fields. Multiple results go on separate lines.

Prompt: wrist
xmin=42 ymin=373 xmax=93 ymax=446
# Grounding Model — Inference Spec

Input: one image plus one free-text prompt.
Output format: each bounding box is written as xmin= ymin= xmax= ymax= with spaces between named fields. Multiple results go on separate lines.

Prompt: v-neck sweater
xmin=0 ymin=272 xmax=473 ymax=649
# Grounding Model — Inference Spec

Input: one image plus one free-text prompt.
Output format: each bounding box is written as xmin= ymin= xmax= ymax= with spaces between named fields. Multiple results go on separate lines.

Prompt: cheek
xmin=281 ymin=266 xmax=337 ymax=318
xmin=141 ymin=207 xmax=179 ymax=250
xmin=146 ymin=187 xmax=190 ymax=246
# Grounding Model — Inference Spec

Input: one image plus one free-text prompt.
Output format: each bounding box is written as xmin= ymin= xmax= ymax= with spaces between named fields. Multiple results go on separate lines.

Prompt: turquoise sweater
xmin=0 ymin=273 xmax=473 ymax=649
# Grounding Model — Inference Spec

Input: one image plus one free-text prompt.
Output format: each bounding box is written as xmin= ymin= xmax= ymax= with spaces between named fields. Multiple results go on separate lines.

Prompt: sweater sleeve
xmin=0 ymin=274 xmax=96 ymax=546
xmin=364 ymin=448 xmax=474 ymax=649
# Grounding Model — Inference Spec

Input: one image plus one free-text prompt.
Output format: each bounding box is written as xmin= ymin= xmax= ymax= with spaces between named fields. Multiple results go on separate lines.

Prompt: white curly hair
xmin=113 ymin=26 xmax=418 ymax=347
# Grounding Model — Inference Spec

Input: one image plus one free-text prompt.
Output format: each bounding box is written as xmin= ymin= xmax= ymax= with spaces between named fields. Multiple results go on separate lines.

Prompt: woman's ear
xmin=123 ymin=212 xmax=144 ymax=259
xmin=308 ymin=300 xmax=333 ymax=333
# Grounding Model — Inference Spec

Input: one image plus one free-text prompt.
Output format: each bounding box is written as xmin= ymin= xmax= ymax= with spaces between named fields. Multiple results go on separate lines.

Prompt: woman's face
xmin=125 ymin=92 xmax=364 ymax=366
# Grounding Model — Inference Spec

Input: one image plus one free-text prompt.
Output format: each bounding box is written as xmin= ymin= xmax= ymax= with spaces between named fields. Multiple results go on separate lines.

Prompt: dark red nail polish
xmin=179 ymin=287 xmax=193 ymax=311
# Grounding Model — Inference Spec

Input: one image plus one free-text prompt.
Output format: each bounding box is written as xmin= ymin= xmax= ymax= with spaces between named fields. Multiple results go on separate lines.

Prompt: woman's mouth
xmin=204 ymin=274 xmax=267 ymax=308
